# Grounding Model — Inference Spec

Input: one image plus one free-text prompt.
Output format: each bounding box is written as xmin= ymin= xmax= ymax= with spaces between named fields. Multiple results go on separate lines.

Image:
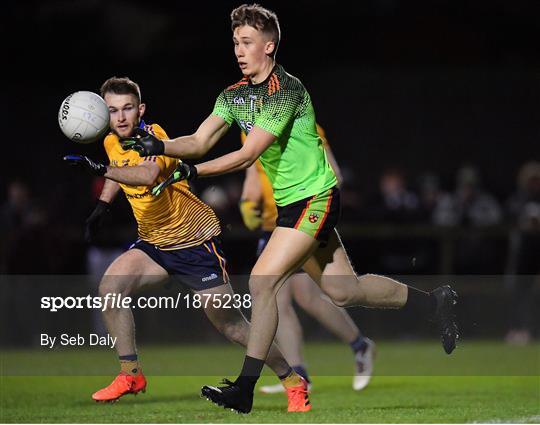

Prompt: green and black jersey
xmin=212 ymin=64 xmax=337 ymax=206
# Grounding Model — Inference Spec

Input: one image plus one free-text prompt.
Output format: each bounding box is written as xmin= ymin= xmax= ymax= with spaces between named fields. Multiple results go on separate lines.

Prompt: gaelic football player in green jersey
xmin=122 ymin=3 xmax=459 ymax=414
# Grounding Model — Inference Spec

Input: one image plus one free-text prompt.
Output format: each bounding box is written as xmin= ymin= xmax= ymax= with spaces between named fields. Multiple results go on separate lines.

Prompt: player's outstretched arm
xmin=103 ymin=161 xmax=161 ymax=186
xmin=150 ymin=126 xmax=275 ymax=197
xmin=64 ymin=154 xmax=161 ymax=186
xmin=85 ymin=180 xmax=121 ymax=243
xmin=122 ymin=115 xmax=229 ymax=159
xmin=195 ymin=125 xmax=276 ymax=177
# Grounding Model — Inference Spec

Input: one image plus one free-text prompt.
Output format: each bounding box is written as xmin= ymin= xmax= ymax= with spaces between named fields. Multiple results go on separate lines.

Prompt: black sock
xmin=404 ymin=286 xmax=435 ymax=317
xmin=236 ymin=355 xmax=265 ymax=390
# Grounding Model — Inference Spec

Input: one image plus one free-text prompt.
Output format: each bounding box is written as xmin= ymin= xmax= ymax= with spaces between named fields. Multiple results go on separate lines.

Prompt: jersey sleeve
xmin=254 ymin=89 xmax=300 ymax=138
xmin=211 ymin=91 xmax=235 ymax=126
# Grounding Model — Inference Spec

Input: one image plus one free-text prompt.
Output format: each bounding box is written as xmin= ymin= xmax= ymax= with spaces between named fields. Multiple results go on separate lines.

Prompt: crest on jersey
xmin=308 ymin=213 xmax=319 ymax=223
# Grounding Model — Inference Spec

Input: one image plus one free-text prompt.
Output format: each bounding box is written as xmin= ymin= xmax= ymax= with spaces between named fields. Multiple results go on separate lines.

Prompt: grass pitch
xmin=1 ymin=341 xmax=539 ymax=423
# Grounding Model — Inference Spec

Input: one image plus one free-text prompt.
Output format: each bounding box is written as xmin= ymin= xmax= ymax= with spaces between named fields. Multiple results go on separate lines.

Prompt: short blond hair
xmin=231 ymin=4 xmax=280 ymax=57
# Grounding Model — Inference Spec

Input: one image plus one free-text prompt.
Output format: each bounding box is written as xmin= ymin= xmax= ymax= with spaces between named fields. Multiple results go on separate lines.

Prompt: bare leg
xmin=246 ymin=227 xmax=319 ymax=360
xmin=302 ymin=229 xmax=408 ymax=308
xmin=290 ymin=272 xmax=359 ymax=343
xmin=274 ymin=279 xmax=306 ymax=366
xmin=91 ymin=249 xmax=169 ymax=402
xmin=303 ymin=229 xmax=458 ymax=355
xmin=199 ymin=283 xmax=290 ymax=378
xmin=98 ymin=249 xmax=168 ymax=357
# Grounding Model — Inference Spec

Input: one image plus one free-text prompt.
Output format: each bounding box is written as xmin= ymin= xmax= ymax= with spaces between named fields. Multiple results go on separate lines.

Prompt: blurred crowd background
xmin=2 ymin=0 xmax=538 ymax=346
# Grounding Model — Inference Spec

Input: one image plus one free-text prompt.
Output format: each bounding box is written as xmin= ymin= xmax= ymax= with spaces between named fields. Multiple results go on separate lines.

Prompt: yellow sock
xmin=120 ymin=360 xmax=141 ymax=376
xmin=280 ymin=370 xmax=303 ymax=388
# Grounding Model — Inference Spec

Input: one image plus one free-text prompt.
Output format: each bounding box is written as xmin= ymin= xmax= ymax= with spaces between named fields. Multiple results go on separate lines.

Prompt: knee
xmin=249 ymin=276 xmax=280 ymax=300
xmin=322 ymin=284 xmax=359 ymax=308
xmin=98 ymin=276 xmax=136 ymax=299
xmin=329 ymin=292 xmax=350 ymax=308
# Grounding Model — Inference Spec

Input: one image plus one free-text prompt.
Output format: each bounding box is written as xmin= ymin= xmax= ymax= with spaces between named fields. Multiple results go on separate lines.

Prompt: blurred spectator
xmin=0 ymin=181 xmax=49 ymax=273
xmin=434 ymin=165 xmax=503 ymax=273
xmin=504 ymin=161 xmax=540 ymax=345
xmin=360 ymin=168 xmax=423 ymax=273
xmin=433 ymin=165 xmax=502 ymax=227
xmin=0 ymin=181 xmax=50 ymax=344
xmin=363 ymin=168 xmax=420 ymax=223
xmin=417 ymin=173 xmax=449 ymax=223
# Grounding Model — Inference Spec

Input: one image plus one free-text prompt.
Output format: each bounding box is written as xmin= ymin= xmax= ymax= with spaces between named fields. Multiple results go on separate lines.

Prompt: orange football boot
xmin=92 ymin=371 xmax=147 ymax=402
xmin=286 ymin=376 xmax=311 ymax=412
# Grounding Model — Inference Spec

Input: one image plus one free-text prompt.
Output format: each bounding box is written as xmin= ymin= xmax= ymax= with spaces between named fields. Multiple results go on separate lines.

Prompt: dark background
xmin=1 ymin=0 xmax=539 ymax=344
xmin=4 ymin=0 xmax=539 ymax=195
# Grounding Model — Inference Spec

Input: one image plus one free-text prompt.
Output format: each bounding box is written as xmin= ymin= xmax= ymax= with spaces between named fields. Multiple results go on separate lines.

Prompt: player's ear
xmin=264 ymin=41 xmax=275 ymax=56
xmin=138 ymin=102 xmax=146 ymax=118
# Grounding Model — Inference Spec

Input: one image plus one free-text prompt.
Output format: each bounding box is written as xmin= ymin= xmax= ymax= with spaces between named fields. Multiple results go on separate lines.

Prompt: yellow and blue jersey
xmin=104 ymin=122 xmax=221 ymax=250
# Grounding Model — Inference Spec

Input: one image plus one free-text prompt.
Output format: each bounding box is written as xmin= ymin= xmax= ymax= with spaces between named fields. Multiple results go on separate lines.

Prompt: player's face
xmin=233 ymin=25 xmax=275 ymax=79
xmin=104 ymin=93 xmax=145 ymax=138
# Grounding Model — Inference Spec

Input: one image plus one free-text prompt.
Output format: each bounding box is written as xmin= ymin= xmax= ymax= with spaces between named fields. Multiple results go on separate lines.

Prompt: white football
xmin=58 ymin=91 xmax=110 ymax=144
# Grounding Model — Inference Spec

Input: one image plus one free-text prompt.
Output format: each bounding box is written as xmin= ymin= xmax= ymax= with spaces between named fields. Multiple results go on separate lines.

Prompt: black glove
xmin=151 ymin=162 xmax=198 ymax=196
xmin=63 ymin=155 xmax=107 ymax=176
xmin=85 ymin=200 xmax=110 ymax=243
xmin=120 ymin=127 xmax=165 ymax=156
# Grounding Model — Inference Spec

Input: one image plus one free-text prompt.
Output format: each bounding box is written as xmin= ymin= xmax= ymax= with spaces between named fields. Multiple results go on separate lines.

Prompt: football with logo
xmin=58 ymin=91 xmax=110 ymax=144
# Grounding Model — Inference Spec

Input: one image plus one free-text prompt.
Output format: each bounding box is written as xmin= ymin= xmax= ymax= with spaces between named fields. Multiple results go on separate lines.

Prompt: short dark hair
xmin=231 ymin=4 xmax=280 ymax=57
xmin=100 ymin=77 xmax=141 ymax=104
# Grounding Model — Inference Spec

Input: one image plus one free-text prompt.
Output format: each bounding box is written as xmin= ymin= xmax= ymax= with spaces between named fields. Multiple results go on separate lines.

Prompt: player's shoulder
xmin=143 ymin=122 xmax=169 ymax=140
xmin=273 ymin=64 xmax=305 ymax=93
xmin=224 ymin=75 xmax=250 ymax=93
xmin=103 ymin=132 xmax=118 ymax=152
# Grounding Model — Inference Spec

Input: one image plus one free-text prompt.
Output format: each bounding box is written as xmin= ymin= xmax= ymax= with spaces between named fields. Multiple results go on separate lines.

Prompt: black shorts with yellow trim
xmin=130 ymin=237 xmax=229 ymax=291
xmin=276 ymin=186 xmax=340 ymax=247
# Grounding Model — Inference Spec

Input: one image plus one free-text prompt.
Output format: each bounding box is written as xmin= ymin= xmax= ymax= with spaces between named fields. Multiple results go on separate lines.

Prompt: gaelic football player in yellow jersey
xmin=63 ymin=77 xmax=304 ymax=407
xmin=240 ymin=125 xmax=376 ymax=394
xmin=122 ymin=4 xmax=458 ymax=414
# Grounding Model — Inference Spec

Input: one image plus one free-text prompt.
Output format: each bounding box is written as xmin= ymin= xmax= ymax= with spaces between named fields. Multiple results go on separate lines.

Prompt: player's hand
xmin=120 ymin=128 xmax=165 ymax=157
xmin=63 ymin=154 xmax=107 ymax=176
xmin=239 ymin=200 xmax=263 ymax=230
xmin=85 ymin=200 xmax=110 ymax=243
xmin=151 ymin=161 xmax=198 ymax=196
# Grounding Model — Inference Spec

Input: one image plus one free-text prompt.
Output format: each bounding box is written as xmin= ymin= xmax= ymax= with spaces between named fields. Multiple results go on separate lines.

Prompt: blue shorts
xmin=130 ymin=237 xmax=229 ymax=291
xmin=256 ymin=231 xmax=273 ymax=257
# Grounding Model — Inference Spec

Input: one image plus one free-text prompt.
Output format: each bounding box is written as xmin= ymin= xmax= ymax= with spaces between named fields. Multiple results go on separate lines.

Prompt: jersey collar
xmin=249 ymin=63 xmax=280 ymax=88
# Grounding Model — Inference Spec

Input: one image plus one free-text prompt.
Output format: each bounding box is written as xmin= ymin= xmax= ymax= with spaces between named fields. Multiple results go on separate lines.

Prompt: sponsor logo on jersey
xmin=249 ymin=95 xmax=257 ymax=111
xmin=125 ymin=190 xmax=153 ymax=199
xmin=239 ymin=120 xmax=254 ymax=132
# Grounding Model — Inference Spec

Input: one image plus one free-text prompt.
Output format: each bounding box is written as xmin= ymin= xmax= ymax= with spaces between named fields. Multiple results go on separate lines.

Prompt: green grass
xmin=1 ymin=341 xmax=539 ymax=423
